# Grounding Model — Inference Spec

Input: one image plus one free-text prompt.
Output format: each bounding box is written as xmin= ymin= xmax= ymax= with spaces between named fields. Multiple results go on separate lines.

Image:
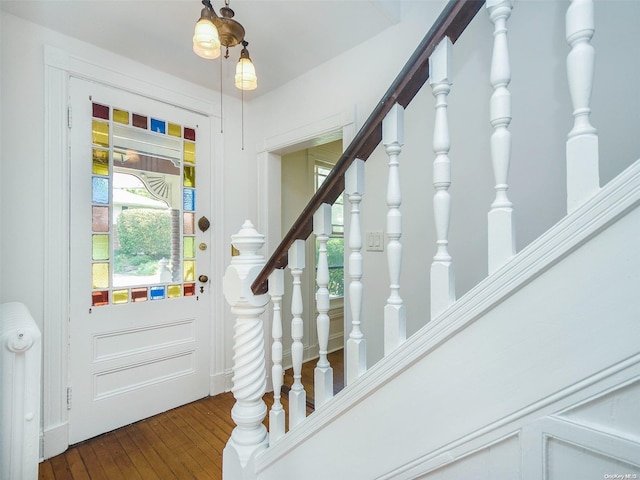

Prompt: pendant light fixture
xmin=192 ymin=0 xmax=257 ymax=91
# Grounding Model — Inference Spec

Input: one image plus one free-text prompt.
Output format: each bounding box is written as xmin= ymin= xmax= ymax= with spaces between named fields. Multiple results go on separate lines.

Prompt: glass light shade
xmin=235 ymin=57 xmax=257 ymax=90
xmin=193 ymin=17 xmax=221 ymax=59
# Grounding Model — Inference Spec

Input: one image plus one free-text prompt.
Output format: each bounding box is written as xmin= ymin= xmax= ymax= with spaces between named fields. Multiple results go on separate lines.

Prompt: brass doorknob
xmin=198 ymin=275 xmax=209 ymax=283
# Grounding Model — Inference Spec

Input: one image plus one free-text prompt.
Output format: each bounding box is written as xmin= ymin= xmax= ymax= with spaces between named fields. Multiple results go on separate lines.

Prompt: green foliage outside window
xmin=115 ymin=208 xmax=171 ymax=275
xmin=317 ymin=237 xmax=344 ymax=298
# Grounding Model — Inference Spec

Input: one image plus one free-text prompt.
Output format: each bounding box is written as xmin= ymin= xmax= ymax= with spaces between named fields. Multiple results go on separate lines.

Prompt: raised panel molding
xmin=555 ymin=377 xmax=640 ymax=443
xmin=545 ymin=436 xmax=640 ymax=479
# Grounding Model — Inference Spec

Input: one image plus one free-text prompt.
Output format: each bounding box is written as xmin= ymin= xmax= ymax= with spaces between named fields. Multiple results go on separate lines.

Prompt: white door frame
xmin=42 ymin=45 xmax=224 ymax=458
xmin=255 ymin=110 xmax=356 ymax=386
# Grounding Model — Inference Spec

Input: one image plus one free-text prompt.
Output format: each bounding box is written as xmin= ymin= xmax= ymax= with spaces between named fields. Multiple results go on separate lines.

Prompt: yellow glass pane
xmin=92 ymin=120 xmax=109 ymax=148
xmin=167 ymin=284 xmax=181 ymax=298
xmin=183 ymin=260 xmax=195 ymax=282
xmin=183 ymin=166 xmax=195 ymax=188
xmin=112 ymin=289 xmax=129 ymax=304
xmin=184 ymin=237 xmax=195 ymax=259
xmin=92 ymin=263 xmax=109 ymax=289
xmin=92 ymin=149 xmax=109 ymax=175
xmin=113 ymin=109 xmax=129 ymax=124
xmin=168 ymin=123 xmax=181 ymax=137
xmin=184 ymin=142 xmax=196 ymax=164
xmin=92 ymin=234 xmax=109 ymax=260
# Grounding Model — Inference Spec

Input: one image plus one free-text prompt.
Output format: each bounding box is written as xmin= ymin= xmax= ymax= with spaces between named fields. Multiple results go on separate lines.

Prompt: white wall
xmin=250 ymin=1 xmax=640 ymax=367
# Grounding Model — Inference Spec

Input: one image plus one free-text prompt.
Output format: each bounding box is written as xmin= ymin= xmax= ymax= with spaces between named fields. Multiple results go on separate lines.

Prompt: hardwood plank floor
xmin=39 ymin=350 xmax=344 ymax=480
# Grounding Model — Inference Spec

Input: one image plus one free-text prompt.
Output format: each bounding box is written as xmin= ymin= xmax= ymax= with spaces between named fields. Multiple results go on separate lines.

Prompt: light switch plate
xmin=366 ymin=231 xmax=384 ymax=252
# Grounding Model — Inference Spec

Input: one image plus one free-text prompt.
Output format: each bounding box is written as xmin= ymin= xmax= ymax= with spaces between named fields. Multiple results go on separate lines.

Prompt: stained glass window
xmin=90 ymin=101 xmax=200 ymax=306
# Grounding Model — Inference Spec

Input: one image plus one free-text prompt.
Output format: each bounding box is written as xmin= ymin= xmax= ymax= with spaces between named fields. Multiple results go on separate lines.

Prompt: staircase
xmin=222 ymin=1 xmax=640 ymax=478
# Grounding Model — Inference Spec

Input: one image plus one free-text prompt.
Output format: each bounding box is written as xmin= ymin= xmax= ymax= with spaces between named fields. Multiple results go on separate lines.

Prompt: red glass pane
xmin=184 ymin=127 xmax=196 ymax=141
xmin=183 ymin=212 xmax=195 ymax=235
xmin=184 ymin=283 xmax=196 ymax=296
xmin=92 ymin=206 xmax=109 ymax=232
xmin=133 ymin=113 xmax=148 ymax=129
xmin=92 ymin=103 xmax=109 ymax=120
xmin=131 ymin=288 xmax=148 ymax=302
xmin=92 ymin=291 xmax=109 ymax=306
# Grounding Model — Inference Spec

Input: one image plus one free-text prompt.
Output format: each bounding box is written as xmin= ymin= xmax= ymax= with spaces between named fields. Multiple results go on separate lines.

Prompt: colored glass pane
xmin=92 ymin=234 xmax=109 ymax=260
xmin=92 ymin=148 xmax=109 ymax=176
xmin=184 ymin=283 xmax=196 ymax=296
xmin=150 ymin=286 xmax=165 ymax=300
xmin=92 ymin=206 xmax=109 ymax=232
xmin=183 ymin=166 xmax=195 ymax=187
xmin=184 ymin=142 xmax=196 ymax=164
xmin=133 ymin=113 xmax=147 ymax=129
xmin=183 ymin=260 xmax=195 ymax=281
xmin=183 ymin=188 xmax=195 ymax=211
xmin=92 ymin=120 xmax=109 ymax=148
xmin=167 ymin=284 xmax=181 ymax=298
xmin=184 ymin=237 xmax=195 ymax=259
xmin=92 ymin=177 xmax=109 ymax=204
xmin=92 ymin=103 xmax=109 ymax=120
xmin=168 ymin=123 xmax=181 ymax=137
xmin=184 ymin=127 xmax=196 ymax=141
xmin=183 ymin=212 xmax=195 ymax=234
xmin=131 ymin=288 xmax=148 ymax=302
xmin=150 ymin=118 xmax=166 ymax=134
xmin=112 ymin=289 xmax=129 ymax=304
xmin=92 ymin=290 xmax=109 ymax=307
xmin=92 ymin=263 xmax=109 ymax=289
xmin=113 ymin=109 xmax=129 ymax=124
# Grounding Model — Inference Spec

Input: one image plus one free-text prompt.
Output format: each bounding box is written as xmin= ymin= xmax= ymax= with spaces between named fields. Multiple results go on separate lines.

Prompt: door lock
xmin=198 ymin=275 xmax=209 ymax=293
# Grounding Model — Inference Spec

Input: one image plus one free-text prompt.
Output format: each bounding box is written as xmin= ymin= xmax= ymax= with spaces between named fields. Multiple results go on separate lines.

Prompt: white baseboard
xmin=42 ymin=421 xmax=68 ymax=460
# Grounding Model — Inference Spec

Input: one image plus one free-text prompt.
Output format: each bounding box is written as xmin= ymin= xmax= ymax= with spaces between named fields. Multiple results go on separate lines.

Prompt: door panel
xmin=69 ymin=78 xmax=212 ymax=443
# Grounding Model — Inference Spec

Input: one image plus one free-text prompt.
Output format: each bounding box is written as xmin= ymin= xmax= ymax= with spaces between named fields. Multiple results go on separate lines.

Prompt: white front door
xmin=68 ymin=78 xmax=212 ymax=444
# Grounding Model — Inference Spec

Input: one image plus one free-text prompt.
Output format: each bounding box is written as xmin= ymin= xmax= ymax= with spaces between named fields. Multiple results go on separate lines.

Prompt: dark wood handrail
xmin=252 ymin=0 xmax=485 ymax=295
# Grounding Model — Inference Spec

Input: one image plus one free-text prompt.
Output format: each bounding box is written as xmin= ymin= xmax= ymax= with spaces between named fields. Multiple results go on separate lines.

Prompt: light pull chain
xmin=219 ymin=56 xmax=224 ymax=134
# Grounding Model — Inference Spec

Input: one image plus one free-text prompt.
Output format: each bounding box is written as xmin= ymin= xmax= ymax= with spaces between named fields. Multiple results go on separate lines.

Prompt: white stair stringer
xmin=255 ymin=158 xmax=640 ymax=480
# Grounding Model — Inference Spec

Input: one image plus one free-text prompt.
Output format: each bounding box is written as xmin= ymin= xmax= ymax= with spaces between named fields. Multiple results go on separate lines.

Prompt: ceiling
xmin=1 ymin=0 xmax=402 ymax=99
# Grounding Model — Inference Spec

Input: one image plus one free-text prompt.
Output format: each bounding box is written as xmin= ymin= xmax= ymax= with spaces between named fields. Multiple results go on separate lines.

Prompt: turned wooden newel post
xmin=222 ymin=220 xmax=270 ymax=480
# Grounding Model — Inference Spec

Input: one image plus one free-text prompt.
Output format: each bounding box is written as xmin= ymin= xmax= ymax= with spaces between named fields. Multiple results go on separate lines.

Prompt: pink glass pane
xmin=183 ymin=212 xmax=195 ymax=235
xmin=92 ymin=103 xmax=109 ymax=120
xmin=131 ymin=288 xmax=148 ymax=302
xmin=133 ymin=113 xmax=147 ymax=129
xmin=184 ymin=127 xmax=196 ymax=141
xmin=184 ymin=283 xmax=196 ymax=296
xmin=92 ymin=206 xmax=109 ymax=232
xmin=92 ymin=291 xmax=109 ymax=306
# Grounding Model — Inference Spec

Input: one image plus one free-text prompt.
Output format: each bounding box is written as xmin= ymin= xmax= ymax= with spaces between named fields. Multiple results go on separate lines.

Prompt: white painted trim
xmin=42 ymin=45 xmax=222 ymax=457
xmin=255 ymin=158 xmax=640 ymax=472
xmin=541 ymin=417 xmax=640 ymax=468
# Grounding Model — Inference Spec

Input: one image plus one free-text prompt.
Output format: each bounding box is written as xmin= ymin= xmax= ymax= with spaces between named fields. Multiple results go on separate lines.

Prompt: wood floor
xmin=39 ymin=350 xmax=344 ymax=480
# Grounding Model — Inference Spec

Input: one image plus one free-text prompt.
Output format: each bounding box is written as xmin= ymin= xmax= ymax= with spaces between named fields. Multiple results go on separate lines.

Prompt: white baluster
xmin=313 ymin=204 xmax=334 ymax=408
xmin=566 ymin=0 xmax=599 ymax=212
xmin=288 ymin=239 xmax=306 ymax=427
xmin=346 ymin=159 xmax=367 ymax=384
xmin=487 ymin=0 xmax=516 ymax=274
xmin=383 ymin=104 xmax=406 ymax=355
xmin=222 ymin=220 xmax=269 ymax=476
xmin=429 ymin=37 xmax=456 ymax=319
xmin=268 ymin=269 xmax=285 ymax=443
